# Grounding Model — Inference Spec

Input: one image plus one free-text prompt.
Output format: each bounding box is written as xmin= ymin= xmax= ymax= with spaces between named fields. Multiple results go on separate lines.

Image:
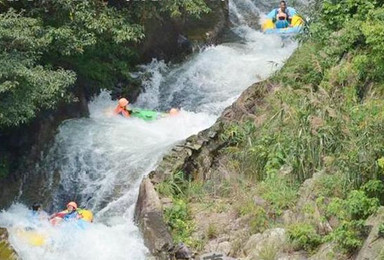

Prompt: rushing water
xmin=0 ymin=1 xmax=298 ymax=259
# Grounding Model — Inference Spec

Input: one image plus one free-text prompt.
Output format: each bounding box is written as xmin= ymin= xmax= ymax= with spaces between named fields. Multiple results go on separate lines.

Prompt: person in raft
xmin=113 ymin=97 xmax=179 ymax=118
xmin=274 ymin=0 xmax=292 ymax=28
xmin=49 ymin=201 xmax=82 ymax=225
xmin=30 ymin=202 xmax=49 ymax=225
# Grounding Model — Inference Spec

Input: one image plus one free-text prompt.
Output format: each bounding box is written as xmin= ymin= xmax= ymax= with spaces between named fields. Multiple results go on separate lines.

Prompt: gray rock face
xmin=243 ymin=228 xmax=287 ymax=260
xmin=174 ymin=243 xmax=193 ymax=259
xmin=0 ymin=228 xmax=18 ymax=260
xmin=134 ymin=178 xmax=174 ymax=259
xmin=355 ymin=206 xmax=384 ymax=260
xmin=197 ymin=252 xmax=235 ymax=260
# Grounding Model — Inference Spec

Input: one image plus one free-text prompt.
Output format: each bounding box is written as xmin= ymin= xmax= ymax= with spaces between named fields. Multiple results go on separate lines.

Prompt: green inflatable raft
xmin=129 ymin=108 xmax=165 ymax=121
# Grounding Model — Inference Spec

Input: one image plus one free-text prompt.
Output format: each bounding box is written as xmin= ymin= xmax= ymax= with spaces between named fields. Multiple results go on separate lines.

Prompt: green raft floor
xmin=130 ymin=108 xmax=164 ymax=121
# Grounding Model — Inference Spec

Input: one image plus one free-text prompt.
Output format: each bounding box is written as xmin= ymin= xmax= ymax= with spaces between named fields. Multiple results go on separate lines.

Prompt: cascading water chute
xmin=0 ymin=1 xmax=302 ymax=259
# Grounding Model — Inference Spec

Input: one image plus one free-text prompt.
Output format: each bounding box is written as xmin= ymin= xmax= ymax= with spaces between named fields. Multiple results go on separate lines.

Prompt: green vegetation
xmin=156 ymin=171 xmax=203 ymax=249
xmin=287 ymin=223 xmax=322 ymax=252
xmin=0 ymin=0 xmax=211 ymax=129
xmin=215 ymin=0 xmax=384 ymax=255
xmin=149 ymin=0 xmax=384 ymax=256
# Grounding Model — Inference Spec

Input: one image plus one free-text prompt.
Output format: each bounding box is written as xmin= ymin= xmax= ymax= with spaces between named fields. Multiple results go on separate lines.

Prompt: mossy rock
xmin=0 ymin=228 xmax=18 ymax=260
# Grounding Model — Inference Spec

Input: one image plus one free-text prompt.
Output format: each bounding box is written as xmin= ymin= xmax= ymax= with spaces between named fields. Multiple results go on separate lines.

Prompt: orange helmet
xmin=67 ymin=201 xmax=78 ymax=210
xmin=169 ymin=108 xmax=179 ymax=116
xmin=118 ymin=98 xmax=129 ymax=107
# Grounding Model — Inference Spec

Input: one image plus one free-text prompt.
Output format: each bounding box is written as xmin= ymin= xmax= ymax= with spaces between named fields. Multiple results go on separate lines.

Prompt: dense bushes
xmin=0 ymin=0 xmax=211 ymax=129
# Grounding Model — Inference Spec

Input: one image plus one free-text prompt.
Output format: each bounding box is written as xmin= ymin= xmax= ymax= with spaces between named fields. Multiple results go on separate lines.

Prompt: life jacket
xmin=114 ymin=105 xmax=130 ymax=118
xmin=275 ymin=8 xmax=290 ymax=20
xmin=63 ymin=211 xmax=80 ymax=221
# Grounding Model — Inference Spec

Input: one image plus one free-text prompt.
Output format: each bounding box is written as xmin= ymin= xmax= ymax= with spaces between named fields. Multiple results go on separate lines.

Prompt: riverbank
xmin=135 ymin=0 xmax=384 ymax=258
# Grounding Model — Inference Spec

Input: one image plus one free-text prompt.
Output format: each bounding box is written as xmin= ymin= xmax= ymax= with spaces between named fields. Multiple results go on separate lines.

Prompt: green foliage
xmin=345 ymin=190 xmax=380 ymax=220
xmin=287 ymin=223 xmax=322 ymax=252
xmin=0 ymin=10 xmax=76 ymax=127
xmin=0 ymin=0 xmax=212 ymax=129
xmin=206 ymin=223 xmax=218 ymax=239
xmin=258 ymin=176 xmax=298 ymax=216
xmin=236 ymin=197 xmax=269 ymax=233
xmin=158 ymin=172 xmax=206 ymax=249
xmin=164 ymin=198 xmax=196 ymax=245
xmin=327 ymin=190 xmax=379 ymax=221
xmin=378 ymin=223 xmax=384 ymax=237
xmin=323 ymin=190 xmax=378 ymax=252
xmin=326 ymin=220 xmax=366 ymax=253
xmin=361 ymin=180 xmax=384 ymax=200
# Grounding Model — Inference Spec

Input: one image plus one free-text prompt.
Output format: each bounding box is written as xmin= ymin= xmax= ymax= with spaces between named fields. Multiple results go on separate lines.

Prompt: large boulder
xmin=243 ymin=228 xmax=287 ymax=260
xmin=0 ymin=228 xmax=18 ymax=260
xmin=134 ymin=178 xmax=174 ymax=259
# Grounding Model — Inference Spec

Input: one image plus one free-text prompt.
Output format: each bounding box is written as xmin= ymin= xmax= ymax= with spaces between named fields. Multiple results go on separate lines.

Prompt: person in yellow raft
xmin=114 ymin=98 xmax=179 ymax=120
xmin=49 ymin=201 xmax=93 ymax=226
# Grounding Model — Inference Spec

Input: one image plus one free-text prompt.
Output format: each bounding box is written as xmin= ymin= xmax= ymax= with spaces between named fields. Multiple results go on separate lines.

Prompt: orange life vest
xmin=114 ymin=105 xmax=130 ymax=118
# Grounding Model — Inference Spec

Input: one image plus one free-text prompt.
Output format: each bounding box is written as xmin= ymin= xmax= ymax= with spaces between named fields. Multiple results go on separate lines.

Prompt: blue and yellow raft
xmin=262 ymin=7 xmax=304 ymax=35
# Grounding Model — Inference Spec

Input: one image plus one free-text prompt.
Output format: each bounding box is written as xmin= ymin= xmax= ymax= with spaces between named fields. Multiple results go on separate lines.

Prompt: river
xmin=0 ymin=0 xmax=298 ymax=259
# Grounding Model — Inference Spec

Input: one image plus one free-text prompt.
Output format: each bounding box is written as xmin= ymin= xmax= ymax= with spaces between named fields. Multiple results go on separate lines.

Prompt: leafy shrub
xmin=378 ymin=223 xmax=384 ymax=237
xmin=287 ymin=223 xmax=322 ymax=252
xmin=164 ymin=199 xmax=196 ymax=245
xmin=258 ymin=176 xmax=299 ymax=216
xmin=325 ymin=220 xmax=366 ymax=253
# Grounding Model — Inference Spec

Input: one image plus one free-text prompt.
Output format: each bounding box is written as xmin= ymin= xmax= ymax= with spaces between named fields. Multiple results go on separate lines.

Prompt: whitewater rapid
xmin=0 ymin=0 xmax=298 ymax=259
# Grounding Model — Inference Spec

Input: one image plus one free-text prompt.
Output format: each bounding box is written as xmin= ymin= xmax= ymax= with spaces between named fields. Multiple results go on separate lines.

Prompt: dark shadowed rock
xmin=174 ymin=243 xmax=193 ymax=259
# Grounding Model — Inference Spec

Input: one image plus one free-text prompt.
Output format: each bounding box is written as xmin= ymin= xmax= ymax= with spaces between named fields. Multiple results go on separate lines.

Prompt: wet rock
xmin=134 ymin=178 xmax=173 ymax=259
xmin=139 ymin=0 xmax=229 ymax=62
xmin=0 ymin=88 xmax=89 ymax=209
xmin=0 ymin=228 xmax=18 ymax=260
xmin=355 ymin=206 xmax=384 ymax=260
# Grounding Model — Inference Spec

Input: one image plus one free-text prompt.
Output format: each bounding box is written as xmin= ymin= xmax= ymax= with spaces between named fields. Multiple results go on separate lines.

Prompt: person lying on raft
xmin=49 ymin=201 xmax=82 ymax=225
xmin=113 ymin=98 xmax=180 ymax=118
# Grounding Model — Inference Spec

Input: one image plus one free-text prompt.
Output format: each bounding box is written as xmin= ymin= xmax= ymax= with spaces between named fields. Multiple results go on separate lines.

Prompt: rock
xmin=197 ymin=252 xmax=235 ymax=260
xmin=217 ymin=241 xmax=231 ymax=256
xmin=134 ymin=178 xmax=173 ymax=259
xmin=277 ymin=251 xmax=308 ymax=260
xmin=139 ymin=0 xmax=229 ymax=62
xmin=174 ymin=243 xmax=193 ymax=259
xmin=253 ymin=196 xmax=268 ymax=208
xmin=0 ymin=228 xmax=18 ymax=260
xmin=309 ymin=243 xmax=344 ymax=260
xmin=161 ymin=197 xmax=173 ymax=210
xmin=355 ymin=206 xmax=384 ymax=260
xmin=0 ymin=88 xmax=89 ymax=209
xmin=243 ymin=228 xmax=287 ymax=260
